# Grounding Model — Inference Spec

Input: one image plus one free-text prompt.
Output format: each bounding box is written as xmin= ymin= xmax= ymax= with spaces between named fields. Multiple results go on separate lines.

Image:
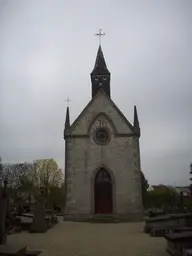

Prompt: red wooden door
xmin=94 ymin=169 xmax=113 ymax=214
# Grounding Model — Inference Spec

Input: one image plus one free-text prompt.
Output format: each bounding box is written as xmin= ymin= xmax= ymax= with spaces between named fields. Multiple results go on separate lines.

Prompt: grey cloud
xmin=0 ymin=0 xmax=191 ymax=186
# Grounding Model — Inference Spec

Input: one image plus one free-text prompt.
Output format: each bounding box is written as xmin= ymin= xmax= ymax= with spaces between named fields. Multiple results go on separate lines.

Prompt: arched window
xmin=95 ymin=168 xmax=111 ymax=183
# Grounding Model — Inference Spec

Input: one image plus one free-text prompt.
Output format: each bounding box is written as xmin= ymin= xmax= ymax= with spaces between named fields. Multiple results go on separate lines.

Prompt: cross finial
xmin=65 ymin=97 xmax=71 ymax=107
xmin=95 ymin=29 xmax=106 ymax=46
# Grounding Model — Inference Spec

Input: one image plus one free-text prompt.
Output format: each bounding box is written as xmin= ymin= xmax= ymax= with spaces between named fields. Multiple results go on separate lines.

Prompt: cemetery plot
xmin=165 ymin=231 xmax=192 ymax=256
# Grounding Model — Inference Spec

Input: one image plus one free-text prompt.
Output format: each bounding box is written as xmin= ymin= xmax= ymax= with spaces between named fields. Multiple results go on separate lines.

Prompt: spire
xmin=134 ymin=106 xmax=139 ymax=127
xmin=65 ymin=106 xmax=70 ymax=130
xmin=91 ymin=46 xmax=110 ymax=75
xmin=91 ymin=46 xmax=111 ymax=98
xmin=134 ymin=106 xmax=140 ymax=136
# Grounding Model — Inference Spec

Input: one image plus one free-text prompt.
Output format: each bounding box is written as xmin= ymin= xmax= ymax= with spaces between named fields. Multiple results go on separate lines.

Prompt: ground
xmin=7 ymin=221 xmax=168 ymax=256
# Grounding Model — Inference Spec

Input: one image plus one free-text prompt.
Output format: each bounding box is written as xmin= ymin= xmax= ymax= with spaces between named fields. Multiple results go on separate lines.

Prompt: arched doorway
xmin=94 ymin=168 xmax=113 ymax=214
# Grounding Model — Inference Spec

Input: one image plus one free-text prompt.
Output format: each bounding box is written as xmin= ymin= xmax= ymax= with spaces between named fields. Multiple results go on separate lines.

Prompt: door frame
xmin=90 ymin=165 xmax=116 ymax=214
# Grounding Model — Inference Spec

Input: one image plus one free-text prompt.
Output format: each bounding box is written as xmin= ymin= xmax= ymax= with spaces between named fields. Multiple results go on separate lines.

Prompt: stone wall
xmin=64 ymin=91 xmax=143 ymax=221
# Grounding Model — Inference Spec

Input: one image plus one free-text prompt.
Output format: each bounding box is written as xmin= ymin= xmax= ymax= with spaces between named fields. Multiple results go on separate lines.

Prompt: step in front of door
xmin=90 ymin=214 xmax=120 ymax=223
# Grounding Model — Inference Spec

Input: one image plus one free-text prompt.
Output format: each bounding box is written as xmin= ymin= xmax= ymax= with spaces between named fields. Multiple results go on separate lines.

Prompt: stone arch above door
xmin=90 ymin=165 xmax=116 ymax=214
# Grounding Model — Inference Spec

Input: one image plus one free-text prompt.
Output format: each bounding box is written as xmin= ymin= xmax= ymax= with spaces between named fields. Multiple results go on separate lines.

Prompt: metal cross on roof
xmin=95 ymin=29 xmax=106 ymax=46
xmin=65 ymin=97 xmax=71 ymax=107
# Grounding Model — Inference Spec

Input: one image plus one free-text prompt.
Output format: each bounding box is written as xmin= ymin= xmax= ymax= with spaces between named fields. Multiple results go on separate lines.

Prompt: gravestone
xmin=30 ymin=187 xmax=47 ymax=233
xmin=144 ymin=213 xmax=192 ymax=234
xmin=183 ymin=249 xmax=192 ymax=256
xmin=179 ymin=191 xmax=184 ymax=212
xmin=165 ymin=231 xmax=192 ymax=256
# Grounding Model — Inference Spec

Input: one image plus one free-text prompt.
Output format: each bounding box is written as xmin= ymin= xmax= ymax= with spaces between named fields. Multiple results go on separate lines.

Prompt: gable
xmin=70 ymin=90 xmax=134 ymax=135
xmin=88 ymin=112 xmax=118 ymax=135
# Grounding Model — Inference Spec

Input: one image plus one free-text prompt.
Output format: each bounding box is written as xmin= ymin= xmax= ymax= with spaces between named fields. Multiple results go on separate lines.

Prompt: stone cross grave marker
xmin=30 ymin=187 xmax=47 ymax=233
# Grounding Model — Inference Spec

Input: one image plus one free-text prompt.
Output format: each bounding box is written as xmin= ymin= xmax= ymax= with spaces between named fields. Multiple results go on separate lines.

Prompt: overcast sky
xmin=0 ymin=0 xmax=191 ymax=186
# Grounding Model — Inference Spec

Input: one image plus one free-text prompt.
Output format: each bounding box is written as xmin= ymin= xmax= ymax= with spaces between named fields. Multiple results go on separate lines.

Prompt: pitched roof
xmin=69 ymin=89 xmax=134 ymax=133
xmin=134 ymin=106 xmax=139 ymax=127
xmin=91 ymin=46 xmax=110 ymax=75
xmin=65 ymin=106 xmax=70 ymax=130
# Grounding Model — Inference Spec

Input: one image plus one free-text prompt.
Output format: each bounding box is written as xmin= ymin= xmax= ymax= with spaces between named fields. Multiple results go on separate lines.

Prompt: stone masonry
xmin=64 ymin=90 xmax=143 ymax=221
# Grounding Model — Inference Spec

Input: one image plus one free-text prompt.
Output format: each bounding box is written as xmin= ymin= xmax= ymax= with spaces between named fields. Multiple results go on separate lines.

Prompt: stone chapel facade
xmin=63 ymin=46 xmax=143 ymax=221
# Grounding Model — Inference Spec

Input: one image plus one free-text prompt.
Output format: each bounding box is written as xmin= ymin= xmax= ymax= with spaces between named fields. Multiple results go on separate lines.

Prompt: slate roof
xmin=91 ymin=46 xmax=110 ymax=75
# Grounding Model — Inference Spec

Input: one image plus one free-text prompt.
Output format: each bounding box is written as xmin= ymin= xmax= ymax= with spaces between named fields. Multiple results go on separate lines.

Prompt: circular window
xmin=94 ymin=128 xmax=109 ymax=144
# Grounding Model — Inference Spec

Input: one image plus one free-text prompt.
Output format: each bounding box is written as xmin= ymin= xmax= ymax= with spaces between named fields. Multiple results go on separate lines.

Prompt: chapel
xmin=63 ymin=44 xmax=143 ymax=221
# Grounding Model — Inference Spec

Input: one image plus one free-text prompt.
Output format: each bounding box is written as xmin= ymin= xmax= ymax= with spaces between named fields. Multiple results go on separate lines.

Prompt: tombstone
xmin=179 ymin=191 xmax=184 ymax=212
xmin=30 ymin=187 xmax=47 ymax=233
xmin=183 ymin=249 xmax=192 ymax=256
xmin=170 ymin=193 xmax=176 ymax=210
xmin=0 ymin=180 xmax=8 ymax=245
xmin=144 ymin=213 xmax=192 ymax=234
xmin=165 ymin=231 xmax=192 ymax=256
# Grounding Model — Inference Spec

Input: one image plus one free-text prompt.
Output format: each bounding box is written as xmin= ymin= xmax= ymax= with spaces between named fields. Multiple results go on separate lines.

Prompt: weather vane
xmin=95 ymin=29 xmax=106 ymax=46
xmin=65 ymin=97 xmax=71 ymax=107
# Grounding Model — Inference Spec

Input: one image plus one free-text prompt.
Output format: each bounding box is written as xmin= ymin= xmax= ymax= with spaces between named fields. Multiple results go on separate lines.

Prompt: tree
xmin=0 ymin=157 xmax=2 ymax=186
xmin=34 ymin=159 xmax=63 ymax=198
xmin=2 ymin=164 xmax=23 ymax=190
xmin=19 ymin=163 xmax=36 ymax=207
xmin=140 ymin=170 xmax=149 ymax=193
xmin=1 ymin=163 xmax=35 ymax=204
xmin=190 ymin=163 xmax=192 ymax=179
xmin=189 ymin=163 xmax=192 ymax=195
xmin=48 ymin=183 xmax=65 ymax=208
xmin=140 ymin=170 xmax=149 ymax=207
xmin=146 ymin=185 xmax=174 ymax=209
xmin=1 ymin=158 xmax=64 ymax=209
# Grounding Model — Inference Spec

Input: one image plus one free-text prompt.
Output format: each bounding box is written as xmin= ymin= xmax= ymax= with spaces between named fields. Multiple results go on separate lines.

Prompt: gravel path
xmin=7 ymin=221 xmax=168 ymax=256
